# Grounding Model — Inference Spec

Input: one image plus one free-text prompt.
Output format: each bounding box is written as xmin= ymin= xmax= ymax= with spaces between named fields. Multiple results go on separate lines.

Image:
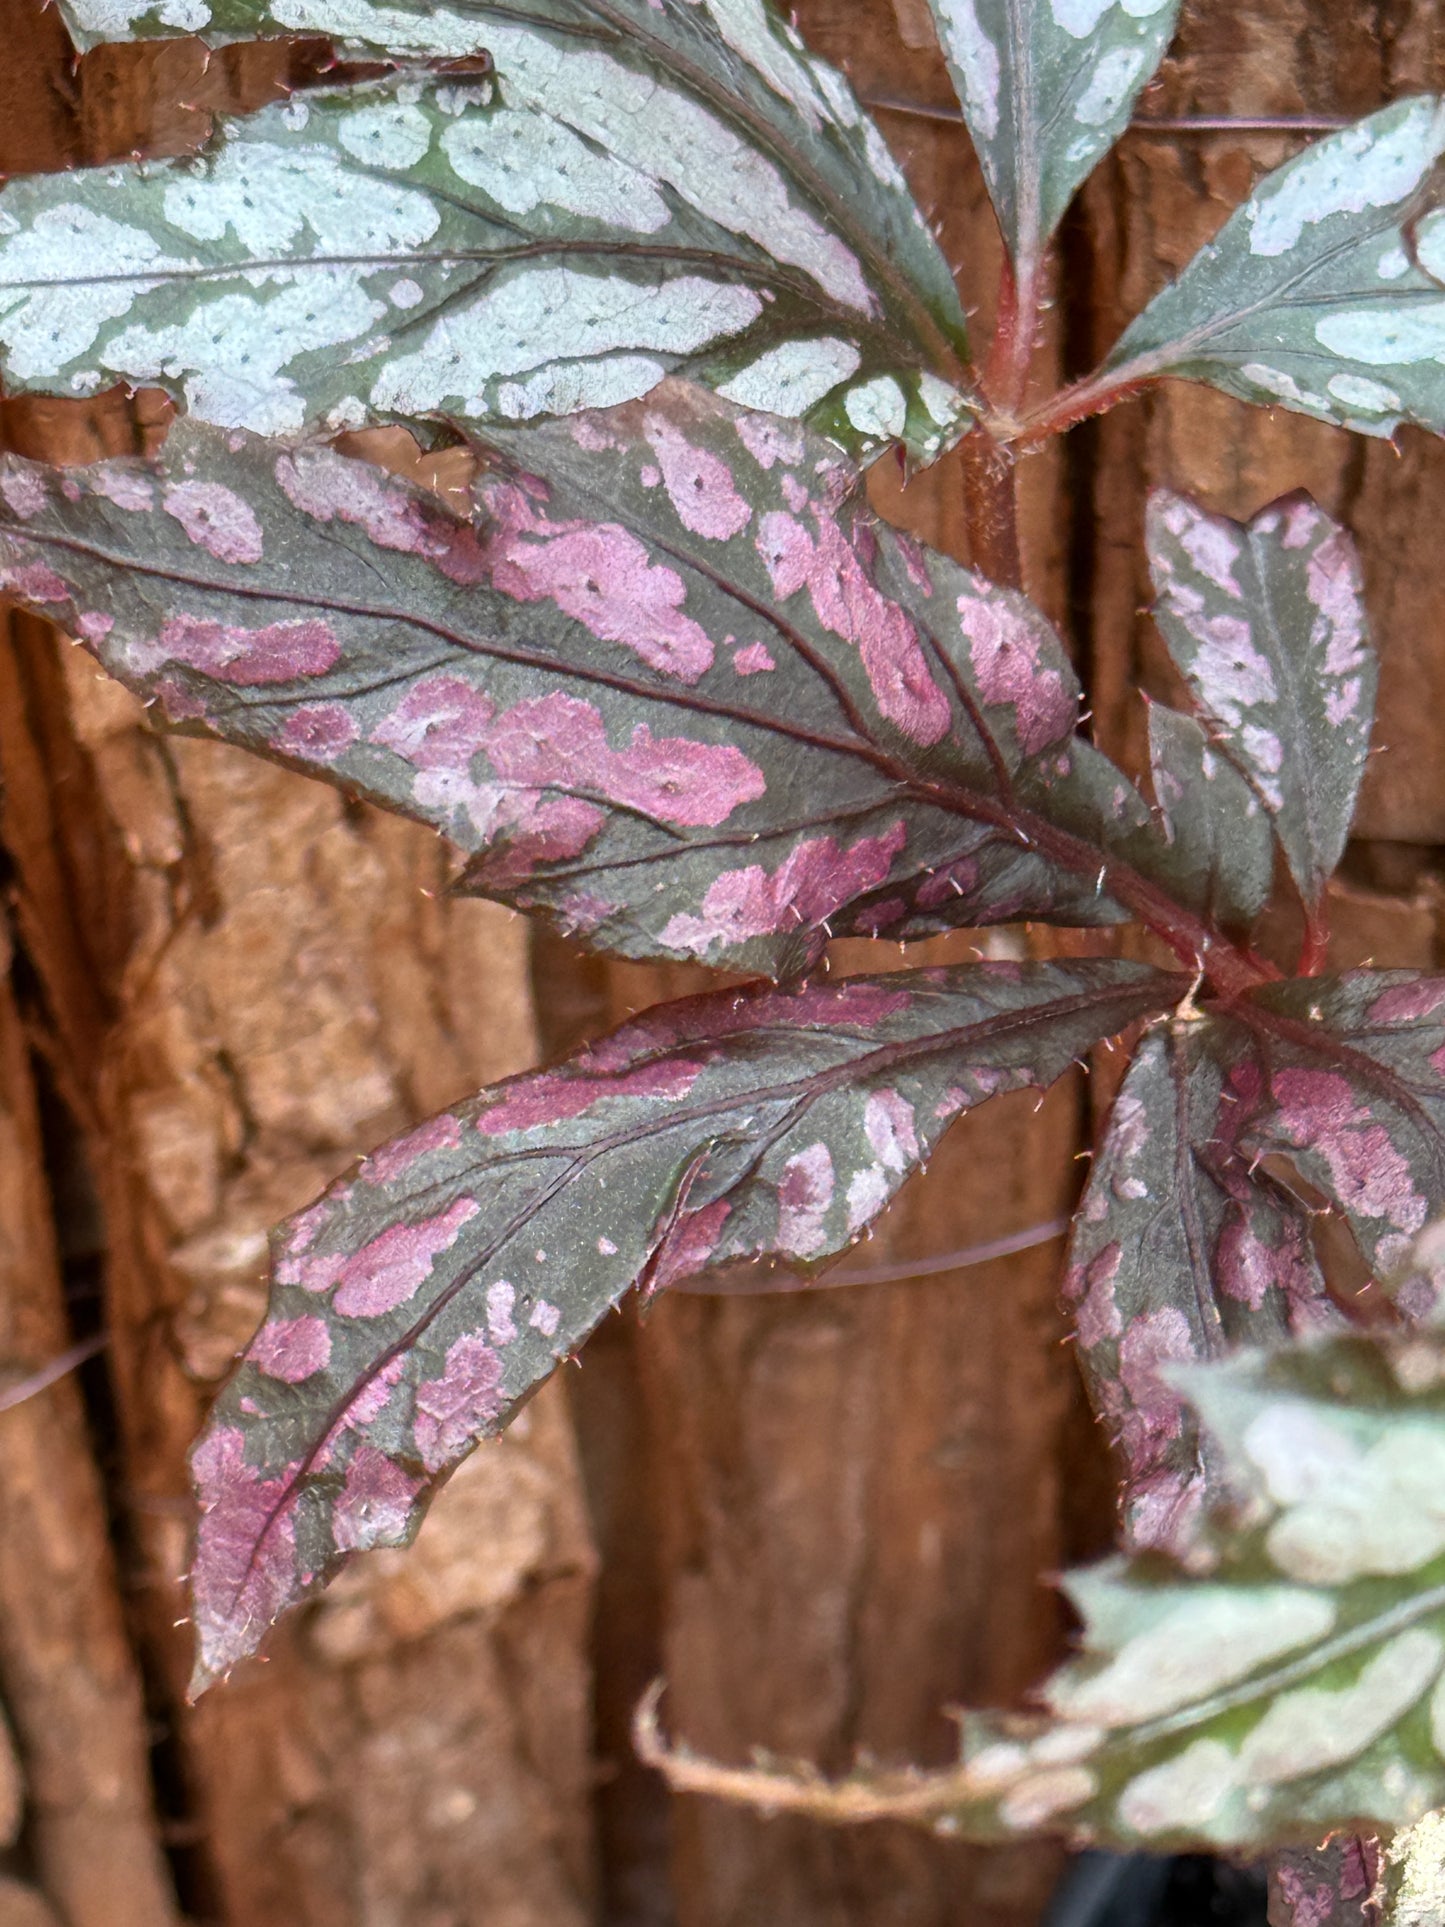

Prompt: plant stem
xmin=1014 ymin=361 xmax=1156 ymax=445
xmin=958 ymin=425 xmax=1022 ymax=589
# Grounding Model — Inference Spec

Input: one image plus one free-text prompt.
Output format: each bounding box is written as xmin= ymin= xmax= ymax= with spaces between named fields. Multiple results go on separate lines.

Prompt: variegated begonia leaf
xmin=1146 ymin=702 xmax=1274 ymax=931
xmin=9 ymin=11 xmax=972 ymax=460
xmin=1230 ymin=972 xmax=1445 ymax=1294
xmin=187 ymin=957 xmax=1174 ymax=1691
xmin=645 ymin=1325 xmax=1445 ymax=1851
xmin=1065 ymin=1016 xmax=1336 ymax=1556
xmin=1148 ymin=489 xmax=1376 ymax=911
xmin=1102 ymin=97 xmax=1445 ymax=437
xmin=0 ymin=386 xmax=1198 ymax=976
xmin=926 ymin=0 xmax=1180 ymax=284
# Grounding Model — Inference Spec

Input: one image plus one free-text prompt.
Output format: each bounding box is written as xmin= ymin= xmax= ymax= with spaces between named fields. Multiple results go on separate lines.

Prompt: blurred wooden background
xmin=0 ymin=0 xmax=1441 ymax=1921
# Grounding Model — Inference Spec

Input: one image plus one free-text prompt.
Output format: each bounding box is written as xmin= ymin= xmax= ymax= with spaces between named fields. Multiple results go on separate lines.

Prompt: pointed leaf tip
xmin=1147 ymin=487 xmax=1376 ymax=908
xmin=927 ymin=0 xmax=1181 ymax=272
xmin=1108 ymin=97 xmax=1445 ymax=437
xmin=188 ymin=958 xmax=1176 ymax=1687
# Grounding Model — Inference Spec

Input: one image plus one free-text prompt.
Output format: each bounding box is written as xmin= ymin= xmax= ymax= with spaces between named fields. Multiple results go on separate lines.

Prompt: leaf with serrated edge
xmin=187 ymin=957 xmax=1175 ymax=1691
xmin=646 ymin=1326 xmax=1445 ymax=1851
xmin=1101 ymin=98 xmax=1445 ymax=437
xmin=1230 ymin=972 xmax=1445 ymax=1288
xmin=1146 ymin=703 xmax=1273 ymax=930
xmin=1148 ymin=489 xmax=1377 ymax=910
xmin=1065 ymin=1017 xmax=1336 ymax=1556
xmin=15 ymin=8 xmax=972 ymax=459
xmin=927 ymin=0 xmax=1180 ymax=284
xmin=0 ymin=387 xmax=1195 ymax=975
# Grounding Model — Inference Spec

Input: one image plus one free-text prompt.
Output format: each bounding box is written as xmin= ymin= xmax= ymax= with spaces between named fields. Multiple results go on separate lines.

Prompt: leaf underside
xmin=17 ymin=2 xmax=972 ymax=459
xmin=1109 ymin=97 xmax=1445 ymax=438
xmin=1147 ymin=489 xmax=1377 ymax=910
xmin=188 ymin=957 xmax=1175 ymax=1691
xmin=0 ymin=386 xmax=1190 ymax=976
xmin=926 ymin=0 xmax=1180 ymax=274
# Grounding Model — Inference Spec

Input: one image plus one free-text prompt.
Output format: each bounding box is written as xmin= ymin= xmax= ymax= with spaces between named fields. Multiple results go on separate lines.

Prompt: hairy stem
xmin=959 ymin=425 xmax=1023 ymax=590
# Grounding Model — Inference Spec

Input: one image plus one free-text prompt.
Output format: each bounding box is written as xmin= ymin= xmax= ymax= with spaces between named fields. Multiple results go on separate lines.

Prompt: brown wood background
xmin=0 ymin=1 xmax=1441 ymax=1922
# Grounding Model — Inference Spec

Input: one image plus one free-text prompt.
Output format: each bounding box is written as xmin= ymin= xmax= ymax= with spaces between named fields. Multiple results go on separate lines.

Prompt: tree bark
xmin=0 ymin=0 xmax=1441 ymax=1923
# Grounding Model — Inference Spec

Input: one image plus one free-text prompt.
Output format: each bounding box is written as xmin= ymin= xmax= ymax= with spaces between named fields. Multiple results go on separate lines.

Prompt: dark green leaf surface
xmin=1104 ymin=99 xmax=1445 ymax=437
xmin=1065 ymin=1017 xmax=1336 ymax=1555
xmin=188 ymin=957 xmax=1174 ymax=1690
xmin=0 ymin=389 xmax=1183 ymax=975
xmin=1146 ymin=702 xmax=1274 ymax=930
xmin=1148 ymin=489 xmax=1376 ymax=909
xmin=926 ymin=0 xmax=1180 ymax=276
xmin=18 ymin=6 xmax=971 ymax=457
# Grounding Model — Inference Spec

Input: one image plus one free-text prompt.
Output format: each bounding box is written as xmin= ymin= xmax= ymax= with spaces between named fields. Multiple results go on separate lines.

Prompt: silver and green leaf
xmin=1148 ymin=488 xmax=1376 ymax=911
xmin=1103 ymin=98 xmax=1445 ymax=437
xmin=926 ymin=0 xmax=1180 ymax=281
xmin=16 ymin=2 xmax=972 ymax=456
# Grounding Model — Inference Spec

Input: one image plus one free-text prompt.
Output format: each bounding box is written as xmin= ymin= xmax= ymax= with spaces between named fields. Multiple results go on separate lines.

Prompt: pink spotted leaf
xmin=1065 ymin=1015 xmax=1338 ymax=1557
xmin=1148 ymin=489 xmax=1377 ymax=911
xmin=188 ymin=956 xmax=1176 ymax=1691
xmin=0 ymin=388 xmax=1199 ymax=977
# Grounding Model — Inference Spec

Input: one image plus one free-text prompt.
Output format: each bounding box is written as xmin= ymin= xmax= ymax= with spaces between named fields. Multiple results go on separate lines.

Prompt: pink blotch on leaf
xmin=0 ymin=557 xmax=69 ymax=603
xmin=1117 ymin=1307 xmax=1195 ymax=1450
xmin=159 ymin=613 xmax=340 ymax=685
xmin=276 ymin=446 xmax=447 ymax=558
xmin=1269 ymin=1068 xmax=1427 ymax=1234
xmin=757 ymin=508 xmax=950 ymax=745
xmin=413 ymin=1333 xmax=507 ymax=1472
xmin=916 ymin=857 xmax=980 ymax=910
xmin=734 ymin=415 xmax=804 ymax=470
xmin=475 ymin=690 xmax=765 ymax=830
xmin=0 ymin=467 xmax=48 ymax=519
xmin=776 ymin=1142 xmax=835 ymax=1258
xmin=958 ymin=595 xmax=1075 ymax=756
xmin=190 ymin=1424 xmax=300 ymax=1683
xmin=1068 ymin=1243 xmax=1123 ymax=1349
xmin=90 ymin=464 xmax=154 ymax=512
xmin=863 ymin=1089 xmax=918 ymax=1174
xmin=363 ymin=1112 xmax=464 ymax=1185
xmin=732 ymin=643 xmax=775 ymax=675
xmin=645 ymin=416 xmax=751 ymax=540
xmin=1369 ymin=978 xmax=1445 ymax=1025
xmin=480 ymin=480 xmax=715 ymax=682
xmin=647 ymin=1200 xmax=732 ymax=1296
xmin=659 ymin=822 xmax=907 ymax=956
xmin=249 ymin=1314 xmax=332 ymax=1383
xmin=331 ymin=1445 xmax=423 ymax=1553
xmin=277 ymin=703 xmax=359 ymax=765
xmin=77 ymin=611 xmax=114 ymax=642
xmin=162 ymin=481 xmax=264 ymax=565
xmin=477 ymin=1056 xmax=703 ymax=1136
xmin=332 ymin=1197 xmax=481 ymax=1318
